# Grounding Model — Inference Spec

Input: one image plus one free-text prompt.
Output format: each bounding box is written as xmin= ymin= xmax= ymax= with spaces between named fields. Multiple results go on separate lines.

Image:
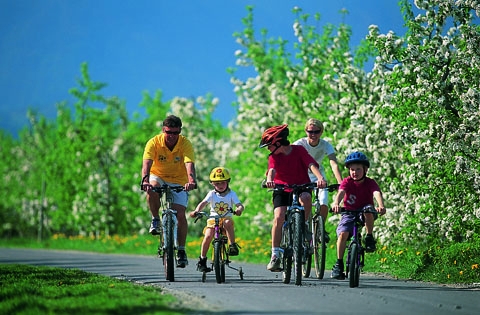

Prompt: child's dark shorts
xmin=272 ymin=189 xmax=311 ymax=208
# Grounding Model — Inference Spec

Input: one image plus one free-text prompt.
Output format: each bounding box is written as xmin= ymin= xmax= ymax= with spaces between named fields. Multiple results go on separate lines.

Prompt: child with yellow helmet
xmin=189 ymin=167 xmax=244 ymax=272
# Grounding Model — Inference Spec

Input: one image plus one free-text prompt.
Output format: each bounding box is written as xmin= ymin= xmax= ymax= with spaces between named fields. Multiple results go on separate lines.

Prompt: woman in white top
xmin=293 ymin=118 xmax=343 ymax=242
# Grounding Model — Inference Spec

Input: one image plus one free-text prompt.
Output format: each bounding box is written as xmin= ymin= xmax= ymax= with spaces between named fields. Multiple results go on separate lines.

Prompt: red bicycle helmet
xmin=258 ymin=124 xmax=289 ymax=148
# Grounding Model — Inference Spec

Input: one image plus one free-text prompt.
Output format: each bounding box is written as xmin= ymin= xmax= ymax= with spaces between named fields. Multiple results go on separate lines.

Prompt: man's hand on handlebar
xmin=184 ymin=181 xmax=197 ymax=192
xmin=140 ymin=175 xmax=152 ymax=192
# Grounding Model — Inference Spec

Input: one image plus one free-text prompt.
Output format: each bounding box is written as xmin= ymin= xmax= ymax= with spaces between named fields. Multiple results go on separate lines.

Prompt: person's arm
xmin=332 ymin=189 xmax=345 ymax=213
xmin=328 ymin=153 xmax=343 ymax=184
xmin=309 ymin=163 xmax=326 ymax=188
xmin=141 ymin=159 xmax=153 ymax=191
xmin=190 ymin=200 xmax=208 ymax=217
xmin=265 ymin=168 xmax=276 ymax=188
xmin=184 ymin=162 xmax=197 ymax=191
xmin=373 ymin=191 xmax=386 ymax=215
xmin=234 ymin=203 xmax=245 ymax=216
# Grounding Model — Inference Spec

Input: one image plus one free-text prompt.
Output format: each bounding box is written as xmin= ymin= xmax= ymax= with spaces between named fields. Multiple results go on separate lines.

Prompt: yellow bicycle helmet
xmin=209 ymin=167 xmax=231 ymax=182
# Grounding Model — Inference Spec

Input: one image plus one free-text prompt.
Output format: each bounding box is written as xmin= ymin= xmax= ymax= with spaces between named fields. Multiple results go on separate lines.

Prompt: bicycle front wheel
xmin=293 ymin=211 xmax=304 ymax=286
xmin=214 ymin=240 xmax=222 ymax=284
xmin=348 ymin=242 xmax=360 ymax=288
xmin=281 ymin=226 xmax=292 ymax=284
xmin=313 ymin=216 xmax=326 ymax=279
xmin=163 ymin=214 xmax=175 ymax=282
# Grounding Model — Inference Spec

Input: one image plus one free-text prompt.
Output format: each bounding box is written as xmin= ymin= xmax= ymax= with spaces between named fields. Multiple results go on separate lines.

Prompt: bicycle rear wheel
xmin=293 ymin=212 xmax=304 ymax=286
xmin=214 ymin=240 xmax=222 ymax=284
xmin=163 ymin=214 xmax=175 ymax=282
xmin=281 ymin=226 xmax=292 ymax=284
xmin=348 ymin=243 xmax=360 ymax=288
xmin=313 ymin=216 xmax=326 ymax=279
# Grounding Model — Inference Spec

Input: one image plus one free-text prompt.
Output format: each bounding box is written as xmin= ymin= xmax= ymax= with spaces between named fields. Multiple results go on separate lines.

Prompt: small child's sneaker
xmin=228 ymin=243 xmax=240 ymax=256
xmin=196 ymin=257 xmax=208 ymax=272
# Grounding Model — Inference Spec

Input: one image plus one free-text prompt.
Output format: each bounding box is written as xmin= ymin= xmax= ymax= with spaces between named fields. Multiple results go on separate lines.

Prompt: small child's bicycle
xmin=332 ymin=205 xmax=378 ymax=288
xmin=194 ymin=209 xmax=244 ymax=284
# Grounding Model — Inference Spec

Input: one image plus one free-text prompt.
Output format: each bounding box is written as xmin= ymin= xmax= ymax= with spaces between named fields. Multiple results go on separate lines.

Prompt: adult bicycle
xmin=141 ymin=176 xmax=185 ymax=282
xmin=194 ymin=209 xmax=244 ymax=283
xmin=331 ymin=205 xmax=378 ymax=288
xmin=303 ymin=184 xmax=340 ymax=279
xmin=264 ymin=182 xmax=320 ymax=285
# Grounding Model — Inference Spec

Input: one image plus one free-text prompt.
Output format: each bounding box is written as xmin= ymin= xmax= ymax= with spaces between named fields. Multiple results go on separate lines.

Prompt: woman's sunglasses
xmin=306 ymin=130 xmax=321 ymax=134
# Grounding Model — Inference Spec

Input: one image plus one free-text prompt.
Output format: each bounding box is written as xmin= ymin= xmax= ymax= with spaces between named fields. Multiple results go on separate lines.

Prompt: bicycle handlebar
xmin=193 ymin=208 xmax=236 ymax=223
xmin=330 ymin=204 xmax=378 ymax=214
xmin=262 ymin=181 xmax=340 ymax=192
xmin=139 ymin=175 xmax=186 ymax=193
xmin=150 ymin=184 xmax=185 ymax=194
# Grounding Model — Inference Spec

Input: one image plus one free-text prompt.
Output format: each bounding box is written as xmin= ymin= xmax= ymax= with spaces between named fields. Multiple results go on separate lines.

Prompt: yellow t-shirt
xmin=143 ymin=134 xmax=195 ymax=185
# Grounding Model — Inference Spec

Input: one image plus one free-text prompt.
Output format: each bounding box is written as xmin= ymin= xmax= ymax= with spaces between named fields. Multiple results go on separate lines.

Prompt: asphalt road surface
xmin=1 ymin=248 xmax=479 ymax=315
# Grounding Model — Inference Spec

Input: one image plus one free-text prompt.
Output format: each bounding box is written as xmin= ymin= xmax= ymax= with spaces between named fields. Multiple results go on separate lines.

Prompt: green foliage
xmin=0 ymin=1 xmax=479 ymax=284
xmin=0 ymin=264 xmax=184 ymax=314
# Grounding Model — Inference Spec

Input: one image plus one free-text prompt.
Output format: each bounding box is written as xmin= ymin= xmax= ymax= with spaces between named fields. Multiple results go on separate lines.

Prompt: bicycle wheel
xmin=348 ymin=242 xmax=360 ymax=288
xmin=313 ymin=216 xmax=326 ymax=279
xmin=220 ymin=243 xmax=226 ymax=283
xmin=302 ymin=217 xmax=312 ymax=278
xmin=293 ymin=211 xmax=304 ymax=286
xmin=214 ymin=240 xmax=222 ymax=283
xmin=281 ymin=225 xmax=292 ymax=284
xmin=163 ymin=214 xmax=175 ymax=282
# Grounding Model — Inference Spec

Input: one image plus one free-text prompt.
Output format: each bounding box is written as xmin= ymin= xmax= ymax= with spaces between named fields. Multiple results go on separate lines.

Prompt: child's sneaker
xmin=196 ymin=257 xmax=208 ymax=272
xmin=365 ymin=234 xmax=377 ymax=252
xmin=266 ymin=255 xmax=281 ymax=271
xmin=228 ymin=243 xmax=240 ymax=256
xmin=331 ymin=262 xmax=345 ymax=280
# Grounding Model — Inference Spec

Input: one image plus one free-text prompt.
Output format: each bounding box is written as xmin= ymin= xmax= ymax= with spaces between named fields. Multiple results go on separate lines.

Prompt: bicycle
xmin=141 ymin=176 xmax=185 ymax=282
xmin=264 ymin=182 xmax=320 ymax=285
xmin=194 ymin=209 xmax=244 ymax=283
xmin=331 ymin=204 xmax=378 ymax=288
xmin=303 ymin=183 xmax=340 ymax=279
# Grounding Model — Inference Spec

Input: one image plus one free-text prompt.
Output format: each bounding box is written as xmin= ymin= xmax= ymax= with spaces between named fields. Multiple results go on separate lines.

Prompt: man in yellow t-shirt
xmin=141 ymin=115 xmax=197 ymax=268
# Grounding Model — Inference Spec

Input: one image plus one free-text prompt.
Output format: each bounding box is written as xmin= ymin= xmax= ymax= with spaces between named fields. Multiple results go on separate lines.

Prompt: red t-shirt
xmin=268 ymin=145 xmax=318 ymax=191
xmin=340 ymin=176 xmax=381 ymax=211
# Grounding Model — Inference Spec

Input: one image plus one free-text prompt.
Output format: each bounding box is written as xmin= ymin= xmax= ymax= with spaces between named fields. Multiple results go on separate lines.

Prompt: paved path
xmin=1 ymin=248 xmax=479 ymax=314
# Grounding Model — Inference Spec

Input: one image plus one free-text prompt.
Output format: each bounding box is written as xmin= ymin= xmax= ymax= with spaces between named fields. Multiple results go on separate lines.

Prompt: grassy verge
xmin=0 ymin=264 xmax=187 ymax=315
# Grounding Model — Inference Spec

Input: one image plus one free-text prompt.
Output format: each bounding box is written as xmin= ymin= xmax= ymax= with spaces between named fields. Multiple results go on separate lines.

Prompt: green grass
xmin=0 ymin=264 xmax=186 ymax=315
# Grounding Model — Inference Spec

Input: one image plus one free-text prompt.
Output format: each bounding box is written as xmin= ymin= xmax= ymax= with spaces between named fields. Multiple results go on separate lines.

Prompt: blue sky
xmin=0 ymin=0 xmax=406 ymax=136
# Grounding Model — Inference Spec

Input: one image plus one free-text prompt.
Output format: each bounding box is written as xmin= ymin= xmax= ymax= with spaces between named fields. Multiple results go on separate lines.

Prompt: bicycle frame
xmin=339 ymin=205 xmax=377 ymax=288
xmin=150 ymin=184 xmax=184 ymax=282
xmin=266 ymin=182 xmax=317 ymax=286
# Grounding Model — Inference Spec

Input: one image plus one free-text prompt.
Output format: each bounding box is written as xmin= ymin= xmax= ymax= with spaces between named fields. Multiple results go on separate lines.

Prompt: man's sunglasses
xmin=164 ymin=130 xmax=181 ymax=135
xmin=306 ymin=130 xmax=321 ymax=134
